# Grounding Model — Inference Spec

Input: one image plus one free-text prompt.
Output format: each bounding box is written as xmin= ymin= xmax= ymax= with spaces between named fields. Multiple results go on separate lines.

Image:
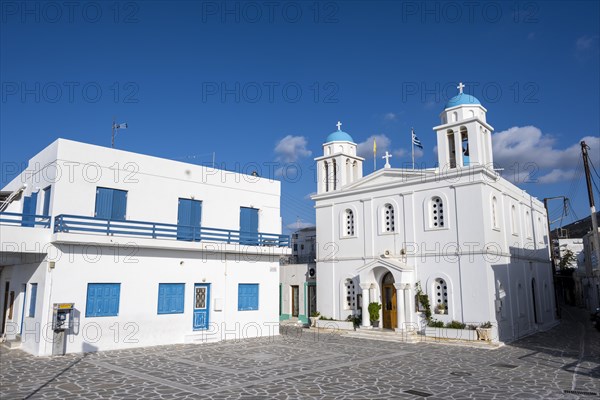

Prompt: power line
xmin=589 ymin=155 xmax=600 ymax=181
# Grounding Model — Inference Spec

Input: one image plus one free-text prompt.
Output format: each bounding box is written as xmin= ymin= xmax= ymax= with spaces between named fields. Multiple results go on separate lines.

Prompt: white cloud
xmin=575 ymin=35 xmax=599 ymax=61
xmin=357 ymin=134 xmax=391 ymax=158
xmin=286 ymin=221 xmax=315 ymax=230
xmin=537 ymin=169 xmax=577 ymax=184
xmin=393 ymin=148 xmax=407 ymax=158
xmin=274 ymin=135 xmax=312 ymax=163
xmin=384 ymin=112 xmax=397 ymax=121
xmin=576 ymin=35 xmax=597 ymax=51
xmin=492 ymin=126 xmax=600 ymax=184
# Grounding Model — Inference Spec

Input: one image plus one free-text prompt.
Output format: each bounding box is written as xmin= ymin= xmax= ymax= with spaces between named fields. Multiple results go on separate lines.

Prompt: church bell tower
xmin=315 ymin=121 xmax=364 ymax=194
xmin=433 ymin=83 xmax=495 ymax=170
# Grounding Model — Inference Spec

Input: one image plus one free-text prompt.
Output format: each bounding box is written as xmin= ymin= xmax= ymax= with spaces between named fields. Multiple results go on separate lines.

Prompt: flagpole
xmin=373 ymin=138 xmax=377 ymax=172
xmin=411 ymin=128 xmax=415 ymax=170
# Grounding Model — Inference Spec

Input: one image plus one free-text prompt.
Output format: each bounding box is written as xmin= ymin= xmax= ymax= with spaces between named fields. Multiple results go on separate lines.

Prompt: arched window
xmin=430 ymin=196 xmax=445 ymax=228
xmin=346 ymin=159 xmax=352 ymax=184
xmin=344 ymin=279 xmax=356 ymax=310
xmin=492 ymin=196 xmax=499 ymax=229
xmin=460 ymin=126 xmax=469 ymax=167
xmin=511 ymin=205 xmax=518 ymax=235
xmin=332 ymin=159 xmax=337 ymax=190
xmin=434 ymin=278 xmax=449 ymax=314
xmin=324 ymin=162 xmax=329 ymax=192
xmin=447 ymin=130 xmax=456 ymax=168
xmin=344 ymin=209 xmax=355 ymax=237
xmin=525 ymin=211 xmax=531 ymax=238
xmin=352 ymin=161 xmax=358 ymax=180
xmin=383 ymin=203 xmax=395 ymax=232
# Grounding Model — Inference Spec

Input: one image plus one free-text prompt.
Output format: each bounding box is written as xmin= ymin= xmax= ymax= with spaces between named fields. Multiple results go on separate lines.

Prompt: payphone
xmin=52 ymin=303 xmax=73 ymax=356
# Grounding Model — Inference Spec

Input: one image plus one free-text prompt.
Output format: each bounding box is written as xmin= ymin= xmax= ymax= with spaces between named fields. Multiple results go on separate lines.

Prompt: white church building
xmin=312 ymin=85 xmax=558 ymax=342
xmin=0 ymin=139 xmax=290 ymax=356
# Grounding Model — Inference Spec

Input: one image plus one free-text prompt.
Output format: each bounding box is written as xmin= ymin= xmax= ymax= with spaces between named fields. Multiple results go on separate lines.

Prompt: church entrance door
xmin=382 ymin=272 xmax=397 ymax=330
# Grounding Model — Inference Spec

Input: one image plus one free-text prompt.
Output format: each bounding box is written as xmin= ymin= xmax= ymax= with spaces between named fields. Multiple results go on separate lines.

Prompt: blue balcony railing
xmin=53 ymin=214 xmax=290 ymax=247
xmin=0 ymin=212 xmax=51 ymax=228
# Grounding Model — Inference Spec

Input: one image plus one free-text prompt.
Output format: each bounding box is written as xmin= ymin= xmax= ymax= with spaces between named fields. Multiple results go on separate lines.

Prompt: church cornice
xmin=314 ymin=154 xmax=365 ymax=162
xmin=432 ymin=116 xmax=494 ymax=131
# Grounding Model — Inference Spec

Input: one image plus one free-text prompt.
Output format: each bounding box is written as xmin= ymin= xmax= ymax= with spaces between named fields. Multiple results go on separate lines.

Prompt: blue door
xmin=95 ymin=188 xmax=127 ymax=220
xmin=240 ymin=207 xmax=259 ymax=245
xmin=177 ymin=199 xmax=202 ymax=241
xmin=42 ymin=186 xmax=51 ymax=216
xmin=21 ymin=192 xmax=38 ymax=227
xmin=193 ymin=284 xmax=210 ymax=330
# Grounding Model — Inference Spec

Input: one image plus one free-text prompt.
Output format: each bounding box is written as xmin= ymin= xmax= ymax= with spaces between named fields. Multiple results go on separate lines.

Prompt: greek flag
xmin=114 ymin=123 xmax=128 ymax=129
xmin=412 ymin=129 xmax=423 ymax=149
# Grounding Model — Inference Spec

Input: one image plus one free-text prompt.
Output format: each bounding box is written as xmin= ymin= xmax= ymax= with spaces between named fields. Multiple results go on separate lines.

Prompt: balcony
xmin=53 ymin=214 xmax=290 ymax=247
xmin=0 ymin=212 xmax=51 ymax=228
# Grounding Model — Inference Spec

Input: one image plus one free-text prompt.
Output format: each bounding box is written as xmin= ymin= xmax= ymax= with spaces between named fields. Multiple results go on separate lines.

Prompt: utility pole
xmin=544 ymin=195 xmax=567 ymax=318
xmin=581 ymin=141 xmax=600 ymax=297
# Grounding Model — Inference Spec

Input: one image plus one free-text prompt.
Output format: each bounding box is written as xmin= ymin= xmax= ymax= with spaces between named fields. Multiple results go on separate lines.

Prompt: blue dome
xmin=445 ymin=93 xmax=481 ymax=109
xmin=325 ymin=130 xmax=354 ymax=143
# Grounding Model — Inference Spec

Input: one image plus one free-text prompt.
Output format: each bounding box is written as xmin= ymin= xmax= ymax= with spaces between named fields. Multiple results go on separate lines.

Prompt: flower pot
xmin=309 ymin=317 xmax=319 ymax=327
xmin=476 ymin=327 xmax=492 ymax=341
xmin=371 ymin=321 xmax=380 ymax=328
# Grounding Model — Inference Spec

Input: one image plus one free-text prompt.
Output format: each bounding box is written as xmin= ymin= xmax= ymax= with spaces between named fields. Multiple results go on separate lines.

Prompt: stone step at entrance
xmin=343 ymin=329 xmax=419 ymax=343
xmin=2 ymin=338 xmax=22 ymax=349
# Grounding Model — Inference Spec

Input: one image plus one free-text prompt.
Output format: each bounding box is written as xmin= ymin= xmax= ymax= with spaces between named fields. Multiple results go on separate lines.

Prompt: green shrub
xmin=445 ymin=320 xmax=466 ymax=329
xmin=427 ymin=319 xmax=444 ymax=328
xmin=368 ymin=302 xmax=382 ymax=322
xmin=479 ymin=321 xmax=493 ymax=329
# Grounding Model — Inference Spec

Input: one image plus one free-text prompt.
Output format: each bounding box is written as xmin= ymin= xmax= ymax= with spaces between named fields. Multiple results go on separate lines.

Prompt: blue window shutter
xmin=238 ymin=284 xmax=259 ymax=311
xmin=95 ymin=188 xmax=113 ymax=219
xmin=111 ymin=190 xmax=127 ymax=220
xmin=178 ymin=199 xmax=201 ymax=241
xmin=86 ymin=283 xmax=120 ymax=317
xmin=158 ymin=285 xmax=166 ymax=313
xmin=109 ymin=284 xmax=120 ymax=315
xmin=157 ymin=283 xmax=185 ymax=314
xmin=21 ymin=192 xmax=38 ymax=227
xmin=28 ymin=284 xmax=38 ymax=317
xmin=240 ymin=208 xmax=259 ymax=245
xmin=42 ymin=186 xmax=51 ymax=216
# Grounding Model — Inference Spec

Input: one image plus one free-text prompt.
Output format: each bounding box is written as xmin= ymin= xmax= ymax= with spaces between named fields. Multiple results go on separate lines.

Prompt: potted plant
xmin=309 ymin=311 xmax=320 ymax=327
xmin=476 ymin=321 xmax=493 ymax=341
xmin=368 ymin=302 xmax=382 ymax=328
xmin=436 ymin=303 xmax=447 ymax=315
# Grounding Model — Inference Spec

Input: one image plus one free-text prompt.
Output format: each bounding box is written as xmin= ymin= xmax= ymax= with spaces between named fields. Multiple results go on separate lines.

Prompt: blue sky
xmin=1 ymin=0 xmax=599 ymax=233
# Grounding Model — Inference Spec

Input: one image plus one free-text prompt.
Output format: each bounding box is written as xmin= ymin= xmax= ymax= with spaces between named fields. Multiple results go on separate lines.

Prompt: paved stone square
xmin=1 ymin=306 xmax=598 ymax=399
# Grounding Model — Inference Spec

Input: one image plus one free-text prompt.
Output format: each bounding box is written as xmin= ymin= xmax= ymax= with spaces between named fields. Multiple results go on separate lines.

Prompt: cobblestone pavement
xmin=1 ymin=306 xmax=598 ymax=399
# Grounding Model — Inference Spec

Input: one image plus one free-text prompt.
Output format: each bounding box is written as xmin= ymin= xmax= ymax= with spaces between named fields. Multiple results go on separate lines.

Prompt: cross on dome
xmin=457 ymin=82 xmax=465 ymax=94
xmin=336 ymin=121 xmax=342 ymax=131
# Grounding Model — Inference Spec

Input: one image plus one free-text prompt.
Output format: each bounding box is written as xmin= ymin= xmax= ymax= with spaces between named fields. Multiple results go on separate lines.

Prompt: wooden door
xmin=291 ymin=286 xmax=299 ymax=317
xmin=382 ymin=284 xmax=397 ymax=329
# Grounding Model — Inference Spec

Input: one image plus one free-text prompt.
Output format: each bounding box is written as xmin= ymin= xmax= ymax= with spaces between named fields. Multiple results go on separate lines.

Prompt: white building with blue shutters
xmin=0 ymin=139 xmax=290 ymax=356
xmin=312 ymin=86 xmax=559 ymax=342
